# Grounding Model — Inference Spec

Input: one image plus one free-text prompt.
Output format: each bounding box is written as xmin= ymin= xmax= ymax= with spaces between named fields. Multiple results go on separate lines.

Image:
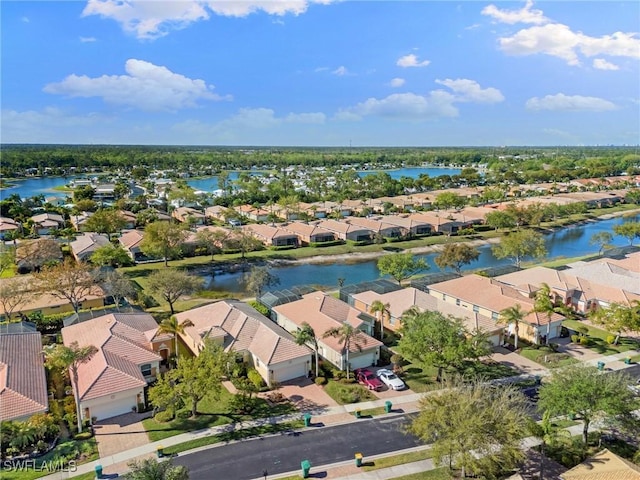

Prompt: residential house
xmin=70 ymin=232 xmax=111 ymax=262
xmin=427 ymin=274 xmax=565 ymax=344
xmin=351 ymin=286 xmax=503 ymax=345
xmin=118 ymin=210 xmax=137 ymax=229
xmin=316 ymin=219 xmax=373 ymax=242
xmin=30 ymin=213 xmax=65 ymax=235
xmin=174 ymin=301 xmax=312 ymax=385
xmin=61 ymin=313 xmax=171 ymax=422
xmin=234 ymin=205 xmax=269 ymax=222
xmin=205 ymin=205 xmax=235 ymax=223
xmin=298 ymin=202 xmax=327 ymax=219
xmin=408 ymin=212 xmax=465 ymax=235
xmin=243 ymin=224 xmax=299 ymax=248
xmin=377 ymin=215 xmax=432 ymax=237
xmin=0 ymin=217 xmax=21 ymax=239
xmin=119 ymin=230 xmax=146 ymax=262
xmin=15 ymin=238 xmax=63 ymax=273
xmin=93 ymin=184 xmax=117 ymax=202
xmin=272 ymin=292 xmax=382 ymax=372
xmin=172 ymin=206 xmax=206 ymax=225
xmin=0 ymin=326 xmax=49 ymax=421
xmin=560 ymin=448 xmax=640 ymax=480
xmin=70 ymin=212 xmax=93 ymax=231
xmin=344 ymin=217 xmax=402 ymax=239
xmin=281 ymin=222 xmax=336 ymax=246
xmin=0 ymin=276 xmax=106 ymax=319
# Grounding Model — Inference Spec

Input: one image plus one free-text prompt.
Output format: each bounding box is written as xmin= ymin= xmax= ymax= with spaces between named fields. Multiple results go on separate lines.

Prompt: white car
xmin=376 ymin=369 xmax=406 ymax=391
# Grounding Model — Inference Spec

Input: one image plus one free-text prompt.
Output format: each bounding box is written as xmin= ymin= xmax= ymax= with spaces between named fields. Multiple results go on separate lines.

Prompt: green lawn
xmin=562 ymin=319 xmax=640 ymax=355
xmin=0 ymin=438 xmax=98 ymax=480
xmin=323 ymin=380 xmax=377 ymax=404
xmin=362 ymin=449 xmax=433 ymax=472
xmin=389 ymin=468 xmax=452 ymax=480
xmin=143 ymin=387 xmax=297 ymax=442
xmin=520 ymin=346 xmax=578 ymax=369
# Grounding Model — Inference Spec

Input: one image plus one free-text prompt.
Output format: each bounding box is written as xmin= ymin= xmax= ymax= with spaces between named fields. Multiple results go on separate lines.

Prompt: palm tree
xmin=158 ymin=316 xmax=194 ymax=363
xmin=294 ymin=323 xmax=320 ymax=378
xmin=370 ymin=300 xmax=391 ymax=340
xmin=498 ymin=304 xmax=527 ymax=350
xmin=45 ymin=341 xmax=98 ymax=433
xmin=323 ymin=321 xmax=365 ymax=379
xmin=533 ymin=283 xmax=557 ymax=343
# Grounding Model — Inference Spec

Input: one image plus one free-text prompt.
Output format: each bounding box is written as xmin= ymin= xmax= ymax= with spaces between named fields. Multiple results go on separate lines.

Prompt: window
xmin=491 ymin=312 xmax=499 ymax=321
xmin=473 ymin=305 xmax=479 ymax=313
xmin=140 ymin=364 xmax=152 ymax=376
xmin=455 ymin=299 xmax=460 ymax=306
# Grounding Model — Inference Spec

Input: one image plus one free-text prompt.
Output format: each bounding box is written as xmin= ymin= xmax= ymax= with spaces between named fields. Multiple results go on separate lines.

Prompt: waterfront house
xmin=174 ymin=301 xmax=312 ymax=385
xmin=243 ymin=224 xmax=299 ymax=248
xmin=272 ymin=292 xmax=382 ymax=372
xmin=281 ymin=221 xmax=336 ymax=246
xmin=316 ymin=219 xmax=373 ymax=242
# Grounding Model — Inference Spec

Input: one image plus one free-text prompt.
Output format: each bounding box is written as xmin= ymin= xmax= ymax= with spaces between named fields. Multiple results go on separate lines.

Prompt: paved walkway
xmin=40 ymin=347 xmax=640 ymax=480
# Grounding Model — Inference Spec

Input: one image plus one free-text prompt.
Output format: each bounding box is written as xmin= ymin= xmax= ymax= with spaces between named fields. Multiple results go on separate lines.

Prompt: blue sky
xmin=2 ymin=1 xmax=639 ymax=146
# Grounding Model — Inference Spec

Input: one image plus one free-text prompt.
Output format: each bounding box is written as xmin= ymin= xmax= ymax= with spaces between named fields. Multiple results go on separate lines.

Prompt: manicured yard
xmin=1 ymin=438 xmax=99 ymax=480
xmin=562 ymin=319 xmax=640 ymax=355
xmin=323 ymin=380 xmax=377 ymax=405
xmin=362 ymin=449 xmax=433 ymax=471
xmin=388 ymin=468 xmax=452 ymax=480
xmin=520 ymin=346 xmax=578 ymax=369
xmin=143 ymin=387 xmax=296 ymax=442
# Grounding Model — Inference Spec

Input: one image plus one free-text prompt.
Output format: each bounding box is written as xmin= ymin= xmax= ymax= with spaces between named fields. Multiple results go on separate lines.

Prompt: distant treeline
xmin=0 ymin=144 xmax=638 ymax=180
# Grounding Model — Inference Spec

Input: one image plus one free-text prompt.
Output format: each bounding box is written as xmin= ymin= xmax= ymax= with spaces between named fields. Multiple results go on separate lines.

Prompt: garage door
xmin=88 ymin=396 xmax=136 ymax=422
xmin=349 ymin=353 xmax=376 ymax=370
xmin=273 ymin=361 xmax=308 ymax=383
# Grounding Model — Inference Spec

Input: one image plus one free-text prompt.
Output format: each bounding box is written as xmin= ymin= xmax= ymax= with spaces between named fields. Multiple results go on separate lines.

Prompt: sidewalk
xmin=40 ymin=349 xmax=639 ymax=480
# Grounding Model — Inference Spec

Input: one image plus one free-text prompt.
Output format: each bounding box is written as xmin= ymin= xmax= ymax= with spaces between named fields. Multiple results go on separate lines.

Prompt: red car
xmin=355 ymin=368 xmax=383 ymax=391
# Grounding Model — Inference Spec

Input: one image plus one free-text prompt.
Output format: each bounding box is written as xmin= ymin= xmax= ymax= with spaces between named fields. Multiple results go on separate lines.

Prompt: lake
xmin=204 ymin=214 xmax=639 ymax=295
xmin=1 ymin=166 xmax=462 ymax=200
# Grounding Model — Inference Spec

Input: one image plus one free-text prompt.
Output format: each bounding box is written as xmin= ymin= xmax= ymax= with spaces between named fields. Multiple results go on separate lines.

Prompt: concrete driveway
xmin=490 ymin=347 xmax=549 ymax=376
xmin=94 ymin=412 xmax=151 ymax=458
xmin=262 ymin=377 xmax=339 ymax=413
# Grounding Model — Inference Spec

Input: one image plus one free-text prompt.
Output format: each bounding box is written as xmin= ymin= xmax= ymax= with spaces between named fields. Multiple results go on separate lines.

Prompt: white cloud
xmin=526 ymin=93 xmax=617 ymax=112
xmin=396 ymin=54 xmax=430 ymax=68
xmin=337 ymin=92 xmax=458 ymax=121
xmin=435 ymin=78 xmax=504 ymax=103
xmin=389 ymin=78 xmax=405 ymax=88
xmin=332 ymin=66 xmax=349 ymax=76
xmin=1 ymin=108 xmax=108 ymax=143
xmin=80 ymin=36 xmax=97 ymax=42
xmin=21 ymin=16 xmax=30 ymax=23
xmin=497 ymin=23 xmax=640 ymax=66
xmin=481 ymin=0 xmax=548 ymax=25
xmin=592 ymin=58 xmax=619 ymax=70
xmin=82 ymin=0 xmax=333 ymax=39
xmin=43 ymin=59 xmax=230 ymax=112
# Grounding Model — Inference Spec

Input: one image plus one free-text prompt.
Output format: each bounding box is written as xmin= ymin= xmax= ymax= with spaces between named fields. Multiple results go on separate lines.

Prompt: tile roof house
xmin=280 ymin=222 xmax=336 ymax=245
xmin=70 ymin=232 xmax=111 ymax=262
xmin=428 ymin=274 xmax=565 ymax=344
xmin=315 ymin=219 xmax=373 ymax=242
xmin=174 ymin=300 xmax=312 ymax=385
xmin=243 ymin=224 xmax=299 ymax=248
xmin=344 ymin=217 xmax=402 ymax=239
xmin=272 ymin=292 xmax=382 ymax=372
xmin=30 ymin=212 xmax=65 ymax=235
xmin=0 ymin=217 xmax=21 ymax=240
xmin=61 ymin=313 xmax=171 ymax=422
xmin=118 ymin=229 xmax=146 ymax=262
xmin=15 ymin=238 xmax=64 ymax=274
xmin=561 ymin=448 xmax=640 ymax=480
xmin=0 ymin=330 xmax=49 ymax=421
xmin=351 ymin=286 xmax=503 ymax=345
xmin=172 ymin=206 xmax=206 ymax=225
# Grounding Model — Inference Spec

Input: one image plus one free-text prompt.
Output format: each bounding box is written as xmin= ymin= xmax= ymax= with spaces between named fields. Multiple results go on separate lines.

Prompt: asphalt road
xmin=175 ymin=414 xmax=421 ymax=480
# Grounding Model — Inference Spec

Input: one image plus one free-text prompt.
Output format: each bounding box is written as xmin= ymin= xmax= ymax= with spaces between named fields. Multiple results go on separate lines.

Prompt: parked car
xmin=376 ymin=368 xmax=406 ymax=391
xmin=355 ymin=368 xmax=383 ymax=391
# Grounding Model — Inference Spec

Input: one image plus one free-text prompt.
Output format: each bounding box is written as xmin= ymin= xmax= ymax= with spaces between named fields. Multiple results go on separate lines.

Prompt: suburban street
xmin=174 ymin=414 xmax=421 ymax=480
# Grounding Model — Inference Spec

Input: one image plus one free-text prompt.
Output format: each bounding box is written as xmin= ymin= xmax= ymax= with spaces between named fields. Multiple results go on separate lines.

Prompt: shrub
xmin=606 ymin=335 xmax=616 ymax=345
xmin=340 ymin=377 xmax=356 ymax=384
xmin=74 ymin=432 xmax=93 ymax=441
xmin=570 ymin=334 xmax=579 ymax=343
xmin=579 ymin=336 xmax=590 ymax=346
xmin=175 ymin=409 xmax=191 ymax=420
xmin=248 ymin=301 xmax=270 ymax=316
xmin=247 ymin=369 xmax=265 ymax=390
xmin=315 ymin=376 xmax=326 ymax=386
xmin=154 ymin=410 xmax=174 ymax=423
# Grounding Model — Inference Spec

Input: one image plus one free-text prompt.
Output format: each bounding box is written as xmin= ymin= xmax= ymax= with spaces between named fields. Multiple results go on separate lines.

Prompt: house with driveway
xmin=271 ymin=292 xmax=382 ymax=372
xmin=61 ymin=313 xmax=172 ymax=422
xmin=30 ymin=212 xmax=65 ymax=235
xmin=174 ymin=300 xmax=312 ymax=385
xmin=351 ymin=286 xmax=503 ymax=346
xmin=0 ymin=324 xmax=49 ymax=421
xmin=70 ymin=232 xmax=111 ymax=261
xmin=427 ymin=274 xmax=565 ymax=344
